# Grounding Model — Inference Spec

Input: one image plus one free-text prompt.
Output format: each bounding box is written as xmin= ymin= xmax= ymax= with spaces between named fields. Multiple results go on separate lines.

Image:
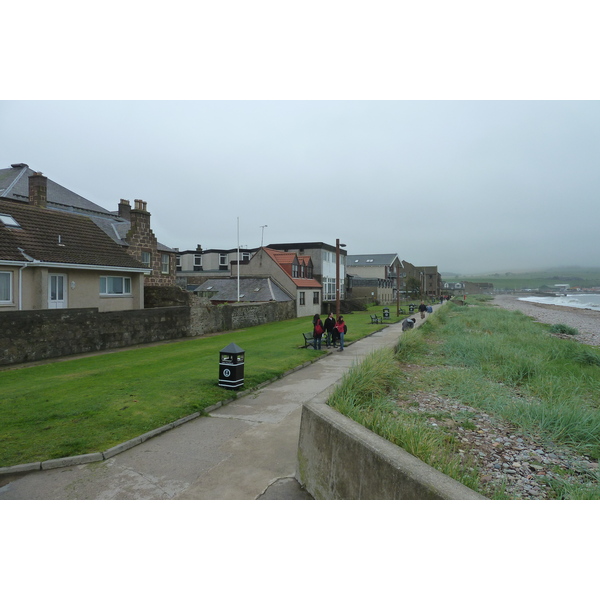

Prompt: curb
xmin=0 ymin=346 xmax=337 ymax=477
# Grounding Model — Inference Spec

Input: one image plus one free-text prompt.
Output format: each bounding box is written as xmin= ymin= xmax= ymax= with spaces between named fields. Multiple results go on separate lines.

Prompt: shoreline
xmin=489 ymin=295 xmax=600 ymax=347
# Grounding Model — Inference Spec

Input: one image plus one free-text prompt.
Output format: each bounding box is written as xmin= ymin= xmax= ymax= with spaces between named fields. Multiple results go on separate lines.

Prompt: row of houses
xmin=1 ymin=163 xmax=442 ymax=319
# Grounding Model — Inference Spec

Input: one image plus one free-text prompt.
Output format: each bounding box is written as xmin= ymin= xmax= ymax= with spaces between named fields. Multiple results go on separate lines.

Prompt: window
xmin=313 ymin=292 xmax=319 ymax=305
xmin=161 ymin=253 xmax=170 ymax=274
xmin=194 ymin=254 xmax=202 ymax=266
xmin=299 ymin=291 xmax=305 ymax=305
xmin=141 ymin=251 xmax=151 ymax=268
xmin=0 ymin=214 xmax=20 ymax=228
xmin=0 ymin=271 xmax=12 ymax=303
xmin=292 ymin=264 xmax=299 ymax=278
xmin=100 ymin=276 xmax=132 ymax=295
xmin=176 ymin=255 xmax=182 ymax=270
xmin=241 ymin=252 xmax=250 ymax=262
xmin=219 ymin=253 xmax=228 ymax=270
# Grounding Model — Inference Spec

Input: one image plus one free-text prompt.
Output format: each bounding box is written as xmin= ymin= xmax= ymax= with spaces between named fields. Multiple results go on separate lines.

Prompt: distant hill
xmin=443 ymin=267 xmax=600 ymax=290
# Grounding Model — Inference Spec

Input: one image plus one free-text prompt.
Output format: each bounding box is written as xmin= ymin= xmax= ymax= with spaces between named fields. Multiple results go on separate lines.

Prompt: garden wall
xmin=0 ymin=299 xmax=297 ymax=366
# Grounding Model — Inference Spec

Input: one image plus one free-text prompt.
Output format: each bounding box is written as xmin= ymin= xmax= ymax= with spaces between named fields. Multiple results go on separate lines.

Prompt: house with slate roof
xmin=0 ymin=163 xmax=175 ymax=311
xmin=190 ymin=277 xmax=293 ymax=304
xmin=237 ymin=247 xmax=322 ymax=317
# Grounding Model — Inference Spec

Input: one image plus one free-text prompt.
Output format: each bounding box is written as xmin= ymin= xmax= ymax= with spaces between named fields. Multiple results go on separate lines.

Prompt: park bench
xmin=302 ymin=332 xmax=316 ymax=348
xmin=370 ymin=314 xmax=383 ymax=324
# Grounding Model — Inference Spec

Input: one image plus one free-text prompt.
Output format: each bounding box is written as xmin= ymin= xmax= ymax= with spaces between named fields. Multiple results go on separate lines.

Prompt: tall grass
xmin=327 ymin=348 xmax=482 ymax=491
xmin=401 ymin=303 xmax=600 ymax=460
xmin=329 ymin=301 xmax=600 ymax=498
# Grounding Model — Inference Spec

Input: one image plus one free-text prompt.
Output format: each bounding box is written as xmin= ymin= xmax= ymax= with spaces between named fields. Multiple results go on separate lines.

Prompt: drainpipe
xmin=18 ymin=263 xmax=28 ymax=310
xmin=17 ymin=248 xmax=34 ymax=311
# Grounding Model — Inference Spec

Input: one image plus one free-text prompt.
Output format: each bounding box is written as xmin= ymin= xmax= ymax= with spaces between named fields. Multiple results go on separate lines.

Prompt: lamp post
xmin=335 ymin=239 xmax=346 ymax=317
xmin=260 ymin=225 xmax=268 ymax=247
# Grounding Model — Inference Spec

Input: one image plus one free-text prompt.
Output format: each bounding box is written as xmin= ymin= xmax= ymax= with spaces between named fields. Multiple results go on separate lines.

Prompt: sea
xmin=518 ymin=294 xmax=600 ymax=312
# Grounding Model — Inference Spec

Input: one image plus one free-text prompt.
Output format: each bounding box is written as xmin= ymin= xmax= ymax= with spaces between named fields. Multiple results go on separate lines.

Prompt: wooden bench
xmin=370 ymin=314 xmax=383 ymax=324
xmin=302 ymin=332 xmax=316 ymax=348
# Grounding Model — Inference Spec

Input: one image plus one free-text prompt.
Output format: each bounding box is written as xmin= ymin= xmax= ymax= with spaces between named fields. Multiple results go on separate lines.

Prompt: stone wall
xmin=188 ymin=297 xmax=296 ymax=336
xmin=0 ymin=299 xmax=297 ymax=366
xmin=0 ymin=306 xmax=190 ymax=366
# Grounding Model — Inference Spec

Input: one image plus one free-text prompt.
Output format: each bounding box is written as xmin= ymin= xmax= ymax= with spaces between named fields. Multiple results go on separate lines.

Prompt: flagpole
xmin=237 ymin=217 xmax=240 ymax=302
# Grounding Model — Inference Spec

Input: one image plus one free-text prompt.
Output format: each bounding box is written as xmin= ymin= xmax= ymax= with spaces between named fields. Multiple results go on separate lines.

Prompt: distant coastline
xmin=517 ymin=294 xmax=600 ymax=313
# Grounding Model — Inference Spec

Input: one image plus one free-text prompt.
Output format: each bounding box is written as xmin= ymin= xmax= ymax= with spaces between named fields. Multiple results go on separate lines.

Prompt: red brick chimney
xmin=29 ymin=172 xmax=48 ymax=208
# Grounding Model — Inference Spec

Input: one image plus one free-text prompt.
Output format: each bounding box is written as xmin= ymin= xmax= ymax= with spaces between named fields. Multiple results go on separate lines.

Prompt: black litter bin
xmin=382 ymin=307 xmax=390 ymax=319
xmin=409 ymin=304 xmax=415 ymax=313
xmin=219 ymin=343 xmax=245 ymax=389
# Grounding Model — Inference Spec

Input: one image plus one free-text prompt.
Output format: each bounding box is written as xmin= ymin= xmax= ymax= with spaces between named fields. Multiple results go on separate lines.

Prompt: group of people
xmin=312 ymin=313 xmax=347 ymax=351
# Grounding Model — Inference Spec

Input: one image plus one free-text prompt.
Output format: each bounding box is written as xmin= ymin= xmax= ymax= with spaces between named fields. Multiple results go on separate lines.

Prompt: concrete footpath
xmin=0 ymin=310 xmax=436 ymax=500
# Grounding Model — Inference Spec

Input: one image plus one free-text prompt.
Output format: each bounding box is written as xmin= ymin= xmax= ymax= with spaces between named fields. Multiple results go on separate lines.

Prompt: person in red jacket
xmin=334 ymin=316 xmax=347 ymax=352
xmin=312 ymin=314 xmax=324 ymax=350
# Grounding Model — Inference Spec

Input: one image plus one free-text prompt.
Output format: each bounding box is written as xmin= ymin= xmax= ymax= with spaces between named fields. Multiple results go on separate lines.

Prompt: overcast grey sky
xmin=2 ymin=100 xmax=598 ymax=275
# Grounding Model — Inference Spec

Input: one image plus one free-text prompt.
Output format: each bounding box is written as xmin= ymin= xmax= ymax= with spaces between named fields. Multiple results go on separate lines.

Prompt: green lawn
xmin=0 ymin=308 xmax=408 ymax=467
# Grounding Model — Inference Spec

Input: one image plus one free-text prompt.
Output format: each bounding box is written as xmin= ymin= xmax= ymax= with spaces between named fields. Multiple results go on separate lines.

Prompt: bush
xmin=549 ymin=323 xmax=579 ymax=336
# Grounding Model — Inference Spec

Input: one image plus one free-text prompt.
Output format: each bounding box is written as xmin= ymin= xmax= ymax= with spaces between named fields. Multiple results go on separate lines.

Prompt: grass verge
xmin=0 ymin=309 xmax=397 ymax=467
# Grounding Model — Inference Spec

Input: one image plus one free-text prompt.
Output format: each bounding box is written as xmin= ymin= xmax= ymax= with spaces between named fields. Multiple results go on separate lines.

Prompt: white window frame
xmin=100 ymin=276 xmax=132 ymax=296
xmin=194 ymin=254 xmax=202 ymax=267
xmin=219 ymin=253 xmax=228 ymax=266
xmin=141 ymin=251 xmax=151 ymax=268
xmin=0 ymin=271 xmax=13 ymax=304
xmin=161 ymin=253 xmax=170 ymax=274
xmin=299 ymin=291 xmax=305 ymax=305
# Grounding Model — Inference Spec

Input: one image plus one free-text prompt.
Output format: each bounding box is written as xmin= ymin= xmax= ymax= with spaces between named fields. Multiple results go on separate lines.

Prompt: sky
xmin=3 ymin=100 xmax=598 ymax=276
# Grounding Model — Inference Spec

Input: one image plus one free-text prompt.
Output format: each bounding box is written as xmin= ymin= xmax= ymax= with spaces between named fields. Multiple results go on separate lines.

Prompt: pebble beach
xmin=489 ymin=294 xmax=600 ymax=347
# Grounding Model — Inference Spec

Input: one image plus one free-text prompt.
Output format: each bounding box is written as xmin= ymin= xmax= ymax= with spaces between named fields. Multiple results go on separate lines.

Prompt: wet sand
xmin=489 ymin=295 xmax=600 ymax=347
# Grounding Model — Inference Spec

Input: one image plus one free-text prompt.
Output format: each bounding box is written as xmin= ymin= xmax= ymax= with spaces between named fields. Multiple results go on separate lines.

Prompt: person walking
xmin=335 ymin=316 xmax=347 ymax=351
xmin=312 ymin=314 xmax=324 ymax=350
xmin=323 ymin=312 xmax=336 ymax=348
xmin=418 ymin=301 xmax=427 ymax=320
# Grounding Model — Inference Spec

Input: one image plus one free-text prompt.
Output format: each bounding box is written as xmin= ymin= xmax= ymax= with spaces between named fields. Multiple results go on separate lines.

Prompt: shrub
xmin=549 ymin=323 xmax=579 ymax=335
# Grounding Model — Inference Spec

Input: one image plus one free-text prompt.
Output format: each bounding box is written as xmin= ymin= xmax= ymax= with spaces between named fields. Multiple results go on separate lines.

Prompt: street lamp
xmin=335 ymin=238 xmax=346 ymax=317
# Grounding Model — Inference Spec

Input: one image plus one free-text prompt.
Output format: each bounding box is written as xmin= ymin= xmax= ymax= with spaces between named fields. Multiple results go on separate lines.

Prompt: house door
xmin=48 ymin=274 xmax=67 ymax=309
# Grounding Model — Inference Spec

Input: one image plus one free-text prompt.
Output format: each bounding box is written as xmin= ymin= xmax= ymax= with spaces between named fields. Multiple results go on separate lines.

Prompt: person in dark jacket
xmin=418 ymin=302 xmax=427 ymax=319
xmin=323 ymin=312 xmax=336 ymax=348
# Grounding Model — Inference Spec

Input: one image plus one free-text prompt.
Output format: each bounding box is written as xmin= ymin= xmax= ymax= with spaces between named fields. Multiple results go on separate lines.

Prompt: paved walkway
xmin=0 ymin=310 xmax=436 ymax=500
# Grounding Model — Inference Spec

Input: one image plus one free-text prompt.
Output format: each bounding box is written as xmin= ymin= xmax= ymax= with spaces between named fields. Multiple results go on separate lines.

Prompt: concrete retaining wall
xmin=297 ymin=398 xmax=486 ymax=500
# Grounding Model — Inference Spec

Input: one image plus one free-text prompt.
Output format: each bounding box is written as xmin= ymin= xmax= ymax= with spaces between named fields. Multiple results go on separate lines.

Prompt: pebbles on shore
xmin=489 ymin=294 xmax=600 ymax=347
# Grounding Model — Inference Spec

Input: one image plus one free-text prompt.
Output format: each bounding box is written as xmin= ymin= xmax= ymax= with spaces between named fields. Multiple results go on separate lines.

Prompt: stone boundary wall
xmin=297 ymin=394 xmax=486 ymax=500
xmin=189 ymin=298 xmax=296 ymax=336
xmin=1 ymin=299 xmax=297 ymax=366
xmin=0 ymin=306 xmax=190 ymax=366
